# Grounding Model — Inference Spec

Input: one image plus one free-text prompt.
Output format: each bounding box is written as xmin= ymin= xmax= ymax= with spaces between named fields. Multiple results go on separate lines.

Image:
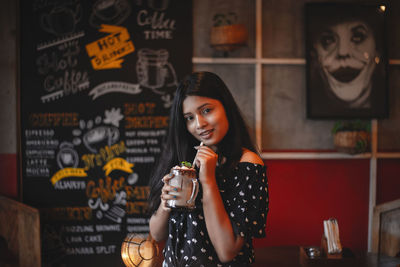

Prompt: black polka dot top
xmin=163 ymin=162 xmax=269 ymax=267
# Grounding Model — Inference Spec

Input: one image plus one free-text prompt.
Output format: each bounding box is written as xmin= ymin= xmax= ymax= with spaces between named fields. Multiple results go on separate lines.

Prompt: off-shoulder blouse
xmin=163 ymin=162 xmax=269 ymax=267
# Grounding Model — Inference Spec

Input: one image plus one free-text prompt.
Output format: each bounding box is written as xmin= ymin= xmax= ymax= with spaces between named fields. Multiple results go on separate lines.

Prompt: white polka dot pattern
xmin=163 ymin=162 xmax=269 ymax=267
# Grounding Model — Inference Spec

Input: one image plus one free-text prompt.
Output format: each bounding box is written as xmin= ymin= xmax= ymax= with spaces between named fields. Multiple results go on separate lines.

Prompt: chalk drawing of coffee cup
xmin=57 ymin=142 xmax=79 ymax=169
xmin=89 ymin=0 xmax=131 ymax=28
xmin=41 ymin=4 xmax=81 ymax=36
xmin=136 ymin=49 xmax=178 ymax=94
xmin=148 ymin=0 xmax=170 ymax=11
xmin=83 ymin=126 xmax=119 ymax=153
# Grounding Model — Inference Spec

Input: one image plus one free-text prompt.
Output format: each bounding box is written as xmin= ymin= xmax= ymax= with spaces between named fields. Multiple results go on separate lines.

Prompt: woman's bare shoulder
xmin=240 ymin=148 xmax=264 ymax=165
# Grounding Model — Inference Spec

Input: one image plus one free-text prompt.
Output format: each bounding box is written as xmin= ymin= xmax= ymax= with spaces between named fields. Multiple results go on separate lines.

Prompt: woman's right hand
xmin=160 ymin=173 xmax=178 ymax=211
xmin=150 ymin=173 xmax=178 ymax=241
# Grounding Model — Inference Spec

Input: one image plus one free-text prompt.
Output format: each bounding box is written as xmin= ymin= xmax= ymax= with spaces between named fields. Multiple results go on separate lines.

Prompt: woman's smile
xmin=199 ymin=129 xmax=213 ymax=138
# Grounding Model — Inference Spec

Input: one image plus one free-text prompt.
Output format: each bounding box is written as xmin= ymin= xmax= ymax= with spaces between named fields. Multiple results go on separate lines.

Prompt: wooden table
xmin=253 ymin=246 xmax=400 ymax=267
xmin=254 ymin=246 xmax=301 ymax=267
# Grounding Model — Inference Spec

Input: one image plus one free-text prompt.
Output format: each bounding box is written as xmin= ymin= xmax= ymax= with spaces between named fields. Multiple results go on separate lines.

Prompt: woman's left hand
xmin=193 ymin=145 xmax=218 ymax=186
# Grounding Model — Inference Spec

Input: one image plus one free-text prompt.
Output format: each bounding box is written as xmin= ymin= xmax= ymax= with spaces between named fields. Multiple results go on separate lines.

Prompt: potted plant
xmin=210 ymin=12 xmax=248 ymax=53
xmin=331 ymin=120 xmax=371 ymax=154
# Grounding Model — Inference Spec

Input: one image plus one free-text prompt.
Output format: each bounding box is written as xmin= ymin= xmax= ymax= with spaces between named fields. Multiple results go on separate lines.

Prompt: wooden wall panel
xmin=380 ymin=208 xmax=400 ymax=257
xmin=0 ymin=196 xmax=40 ymax=267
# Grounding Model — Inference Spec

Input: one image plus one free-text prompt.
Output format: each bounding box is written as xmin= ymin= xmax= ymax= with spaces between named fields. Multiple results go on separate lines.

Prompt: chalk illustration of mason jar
xmin=136 ymin=49 xmax=177 ymax=94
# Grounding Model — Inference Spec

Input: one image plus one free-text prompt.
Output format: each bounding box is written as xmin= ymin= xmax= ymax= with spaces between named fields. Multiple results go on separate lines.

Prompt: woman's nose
xmin=195 ymin=115 xmax=207 ymax=129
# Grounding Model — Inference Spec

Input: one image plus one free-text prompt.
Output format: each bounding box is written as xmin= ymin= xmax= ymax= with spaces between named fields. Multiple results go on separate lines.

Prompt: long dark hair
xmin=147 ymin=71 xmax=258 ymax=214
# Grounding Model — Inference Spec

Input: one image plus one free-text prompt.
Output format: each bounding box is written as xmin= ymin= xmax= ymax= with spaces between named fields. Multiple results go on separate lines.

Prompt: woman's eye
xmin=202 ymin=108 xmax=211 ymax=114
xmin=185 ymin=115 xmax=193 ymax=121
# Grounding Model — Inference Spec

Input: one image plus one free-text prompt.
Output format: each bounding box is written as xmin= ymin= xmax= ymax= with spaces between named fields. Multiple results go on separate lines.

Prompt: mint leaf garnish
xmin=181 ymin=161 xmax=192 ymax=168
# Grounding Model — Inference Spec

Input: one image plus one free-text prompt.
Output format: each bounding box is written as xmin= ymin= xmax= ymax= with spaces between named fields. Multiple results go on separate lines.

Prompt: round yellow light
xmin=121 ymin=233 xmax=159 ymax=267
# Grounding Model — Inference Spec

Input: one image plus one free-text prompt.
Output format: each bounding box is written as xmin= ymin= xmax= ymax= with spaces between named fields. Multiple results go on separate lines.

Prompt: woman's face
xmin=182 ymin=95 xmax=229 ymax=146
xmin=314 ymin=20 xmax=378 ymax=103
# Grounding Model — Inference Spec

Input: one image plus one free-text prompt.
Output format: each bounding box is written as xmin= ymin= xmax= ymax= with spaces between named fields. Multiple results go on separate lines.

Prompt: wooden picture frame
xmin=305 ymin=3 xmax=389 ymax=119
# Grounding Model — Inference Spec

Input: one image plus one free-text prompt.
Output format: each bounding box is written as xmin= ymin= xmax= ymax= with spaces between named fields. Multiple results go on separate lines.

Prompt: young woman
xmin=148 ymin=71 xmax=269 ymax=267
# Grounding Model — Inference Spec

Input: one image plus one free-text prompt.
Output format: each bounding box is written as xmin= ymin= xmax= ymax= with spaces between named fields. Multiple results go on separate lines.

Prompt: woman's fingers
xmin=160 ymin=172 xmax=179 ymax=210
xmin=162 ymin=184 xmax=179 ymax=194
xmin=161 ymin=186 xmax=178 ymax=211
xmin=161 ymin=173 xmax=179 ymax=193
xmin=193 ymin=146 xmax=218 ymax=167
xmin=161 ymin=191 xmax=178 ymax=200
xmin=193 ymin=158 xmax=200 ymax=168
xmin=195 ymin=146 xmax=218 ymax=159
xmin=161 ymin=173 xmax=174 ymax=184
xmin=195 ymin=145 xmax=216 ymax=154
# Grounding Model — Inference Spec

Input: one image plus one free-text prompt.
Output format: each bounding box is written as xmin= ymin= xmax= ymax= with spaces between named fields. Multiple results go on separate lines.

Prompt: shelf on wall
xmin=193 ymin=57 xmax=400 ymax=65
xmin=261 ymin=152 xmax=372 ymax=160
xmin=193 ymin=57 xmax=305 ymax=65
xmin=376 ymin=153 xmax=400 ymax=159
xmin=389 ymin=59 xmax=400 ymax=65
xmin=260 ymin=152 xmax=400 ymax=160
xmin=193 ymin=57 xmax=256 ymax=64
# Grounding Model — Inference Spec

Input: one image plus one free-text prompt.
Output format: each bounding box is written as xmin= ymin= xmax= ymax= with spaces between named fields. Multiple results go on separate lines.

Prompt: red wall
xmin=254 ymin=159 xmax=370 ymax=252
xmin=377 ymin=159 xmax=400 ymax=205
xmin=0 ymin=154 xmax=18 ymax=199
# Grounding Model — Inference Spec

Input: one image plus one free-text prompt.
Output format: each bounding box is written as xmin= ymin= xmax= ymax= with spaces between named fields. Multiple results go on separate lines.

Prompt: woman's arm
xmin=194 ymin=146 xmax=244 ymax=262
xmin=202 ymin=181 xmax=245 ymax=262
xmin=149 ymin=204 xmax=170 ymax=242
xmin=149 ymin=173 xmax=176 ymax=242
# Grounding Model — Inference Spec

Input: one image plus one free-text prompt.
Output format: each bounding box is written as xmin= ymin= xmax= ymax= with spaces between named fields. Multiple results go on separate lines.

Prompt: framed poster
xmin=305 ymin=3 xmax=389 ymax=119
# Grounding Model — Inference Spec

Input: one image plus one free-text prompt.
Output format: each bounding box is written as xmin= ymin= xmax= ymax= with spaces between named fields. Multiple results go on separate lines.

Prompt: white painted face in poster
xmin=314 ymin=20 xmax=379 ymax=107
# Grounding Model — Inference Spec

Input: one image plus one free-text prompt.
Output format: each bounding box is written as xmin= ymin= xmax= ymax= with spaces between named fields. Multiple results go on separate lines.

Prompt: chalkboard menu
xmin=20 ymin=1 xmax=192 ymax=266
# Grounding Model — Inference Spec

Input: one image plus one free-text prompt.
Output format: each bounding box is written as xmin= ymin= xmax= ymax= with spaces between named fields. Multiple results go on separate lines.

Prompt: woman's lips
xmin=199 ymin=129 xmax=213 ymax=139
xmin=330 ymin=67 xmax=361 ymax=83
